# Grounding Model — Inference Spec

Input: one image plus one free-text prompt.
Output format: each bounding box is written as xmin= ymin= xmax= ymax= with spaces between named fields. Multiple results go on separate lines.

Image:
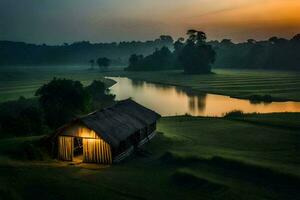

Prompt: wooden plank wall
xmin=83 ymin=138 xmax=112 ymax=164
xmin=58 ymin=136 xmax=74 ymax=161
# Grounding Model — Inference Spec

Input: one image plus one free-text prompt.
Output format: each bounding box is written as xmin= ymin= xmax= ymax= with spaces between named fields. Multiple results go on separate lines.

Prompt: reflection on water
xmin=108 ymin=77 xmax=300 ymax=117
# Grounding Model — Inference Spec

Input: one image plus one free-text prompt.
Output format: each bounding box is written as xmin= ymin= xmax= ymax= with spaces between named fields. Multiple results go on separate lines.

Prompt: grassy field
xmin=1 ymin=67 xmax=300 ymax=103
xmin=105 ymin=69 xmax=300 ymax=101
xmin=0 ymin=113 xmax=299 ymax=200
xmin=1 ymin=66 xmax=299 ymax=199
xmin=0 ymin=66 xmax=116 ymax=103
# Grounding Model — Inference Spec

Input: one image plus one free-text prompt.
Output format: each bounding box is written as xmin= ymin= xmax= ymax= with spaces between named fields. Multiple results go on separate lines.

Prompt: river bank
xmin=104 ymin=69 xmax=300 ymax=102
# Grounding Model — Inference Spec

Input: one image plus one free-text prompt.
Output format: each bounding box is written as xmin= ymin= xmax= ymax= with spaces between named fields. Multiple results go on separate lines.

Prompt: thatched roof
xmin=75 ymin=99 xmax=160 ymax=148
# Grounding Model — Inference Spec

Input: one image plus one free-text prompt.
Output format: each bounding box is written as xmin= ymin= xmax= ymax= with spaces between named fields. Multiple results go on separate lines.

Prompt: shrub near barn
xmin=0 ymin=97 xmax=45 ymax=138
xmin=35 ymin=78 xmax=92 ymax=129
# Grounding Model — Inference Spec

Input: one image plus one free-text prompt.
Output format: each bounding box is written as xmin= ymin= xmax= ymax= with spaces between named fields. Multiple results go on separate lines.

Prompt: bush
xmin=35 ymin=78 xmax=92 ymax=129
xmin=249 ymin=95 xmax=273 ymax=103
xmin=0 ymin=136 xmax=49 ymax=160
xmin=223 ymin=110 xmax=244 ymax=118
xmin=0 ymin=97 xmax=46 ymax=137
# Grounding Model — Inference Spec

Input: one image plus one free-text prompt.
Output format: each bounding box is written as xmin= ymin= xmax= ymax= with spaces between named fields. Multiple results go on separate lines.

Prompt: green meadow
xmin=0 ymin=113 xmax=299 ymax=200
xmin=1 ymin=66 xmax=300 ymax=199
xmin=0 ymin=66 xmax=116 ymax=103
xmin=1 ymin=67 xmax=300 ymax=102
xmin=105 ymin=69 xmax=300 ymax=101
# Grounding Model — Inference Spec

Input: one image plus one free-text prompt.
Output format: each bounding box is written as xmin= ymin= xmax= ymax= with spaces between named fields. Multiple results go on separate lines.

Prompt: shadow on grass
xmin=161 ymin=151 xmax=300 ymax=197
xmin=0 ymin=136 xmax=50 ymax=161
xmin=172 ymin=169 xmax=227 ymax=191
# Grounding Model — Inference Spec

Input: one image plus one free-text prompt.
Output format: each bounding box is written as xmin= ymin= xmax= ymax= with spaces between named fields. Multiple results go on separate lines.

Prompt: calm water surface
xmin=108 ymin=77 xmax=300 ymax=117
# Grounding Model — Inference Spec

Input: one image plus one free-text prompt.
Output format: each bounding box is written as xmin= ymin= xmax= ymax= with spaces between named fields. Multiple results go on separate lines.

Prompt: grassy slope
xmin=0 ymin=67 xmax=115 ymax=103
xmin=0 ymin=113 xmax=299 ymax=200
xmin=105 ymin=69 xmax=300 ymax=101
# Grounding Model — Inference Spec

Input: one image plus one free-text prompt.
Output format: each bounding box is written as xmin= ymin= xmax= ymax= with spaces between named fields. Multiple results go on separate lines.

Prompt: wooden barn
xmin=52 ymin=99 xmax=161 ymax=164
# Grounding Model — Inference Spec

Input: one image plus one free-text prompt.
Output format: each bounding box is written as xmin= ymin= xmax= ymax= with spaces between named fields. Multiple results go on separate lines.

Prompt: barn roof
xmin=73 ymin=99 xmax=160 ymax=148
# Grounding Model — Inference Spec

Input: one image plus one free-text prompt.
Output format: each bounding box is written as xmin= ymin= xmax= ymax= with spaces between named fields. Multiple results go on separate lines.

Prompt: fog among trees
xmin=1 ymin=33 xmax=300 ymax=71
xmin=126 ymin=30 xmax=216 ymax=74
xmin=0 ymin=35 xmax=174 ymax=66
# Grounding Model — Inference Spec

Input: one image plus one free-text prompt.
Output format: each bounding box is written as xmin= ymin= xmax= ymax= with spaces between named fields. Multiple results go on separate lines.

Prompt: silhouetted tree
xmin=179 ymin=30 xmax=216 ymax=74
xmin=212 ymin=33 xmax=300 ymax=70
xmin=128 ymin=54 xmax=144 ymax=68
xmin=174 ymin=37 xmax=185 ymax=52
xmin=220 ymin=39 xmax=233 ymax=46
xmin=292 ymin=34 xmax=300 ymax=42
xmin=159 ymin=35 xmax=174 ymax=46
xmin=97 ymin=57 xmax=111 ymax=71
xmin=85 ymin=80 xmax=115 ymax=109
xmin=247 ymin=39 xmax=256 ymax=44
xmin=126 ymin=47 xmax=173 ymax=71
xmin=35 ymin=78 xmax=91 ymax=129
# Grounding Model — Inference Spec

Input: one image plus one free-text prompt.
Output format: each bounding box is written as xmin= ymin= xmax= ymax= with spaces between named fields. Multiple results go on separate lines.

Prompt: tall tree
xmin=179 ymin=30 xmax=216 ymax=74
xmin=97 ymin=57 xmax=111 ymax=71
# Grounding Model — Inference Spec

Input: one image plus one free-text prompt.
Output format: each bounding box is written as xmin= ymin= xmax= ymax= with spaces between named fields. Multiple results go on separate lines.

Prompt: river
xmin=108 ymin=77 xmax=300 ymax=117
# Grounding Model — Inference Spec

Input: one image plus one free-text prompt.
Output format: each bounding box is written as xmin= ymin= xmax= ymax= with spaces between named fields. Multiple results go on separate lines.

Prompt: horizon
xmin=2 ymin=32 xmax=299 ymax=46
xmin=1 ymin=0 xmax=300 ymax=45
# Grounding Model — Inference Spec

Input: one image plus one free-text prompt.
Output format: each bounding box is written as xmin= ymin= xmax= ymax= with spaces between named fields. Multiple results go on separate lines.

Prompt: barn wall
xmin=58 ymin=136 xmax=74 ymax=161
xmin=62 ymin=124 xmax=99 ymax=139
xmin=83 ymin=138 xmax=112 ymax=164
xmin=57 ymin=120 xmax=158 ymax=164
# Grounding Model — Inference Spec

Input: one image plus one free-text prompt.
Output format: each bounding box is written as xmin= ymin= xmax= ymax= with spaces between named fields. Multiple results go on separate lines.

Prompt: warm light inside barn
xmin=83 ymin=138 xmax=112 ymax=163
xmin=58 ymin=125 xmax=112 ymax=164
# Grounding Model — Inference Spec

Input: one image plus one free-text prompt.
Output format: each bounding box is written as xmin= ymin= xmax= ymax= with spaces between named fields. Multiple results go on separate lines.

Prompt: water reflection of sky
xmin=108 ymin=77 xmax=300 ymax=117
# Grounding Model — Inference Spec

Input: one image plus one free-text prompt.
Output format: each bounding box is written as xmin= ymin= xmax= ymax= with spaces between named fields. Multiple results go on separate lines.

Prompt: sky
xmin=0 ymin=0 xmax=300 ymax=44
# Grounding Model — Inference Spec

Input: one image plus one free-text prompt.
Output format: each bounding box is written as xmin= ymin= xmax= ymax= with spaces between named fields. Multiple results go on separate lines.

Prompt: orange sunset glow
xmin=186 ymin=0 xmax=300 ymax=41
xmin=1 ymin=0 xmax=300 ymax=43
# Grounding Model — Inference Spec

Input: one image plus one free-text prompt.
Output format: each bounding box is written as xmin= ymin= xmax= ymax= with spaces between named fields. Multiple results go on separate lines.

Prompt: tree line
xmin=211 ymin=34 xmax=300 ymax=70
xmin=0 ymin=35 xmax=174 ymax=66
xmin=126 ymin=32 xmax=300 ymax=72
xmin=126 ymin=30 xmax=216 ymax=74
xmin=1 ymin=32 xmax=300 ymax=71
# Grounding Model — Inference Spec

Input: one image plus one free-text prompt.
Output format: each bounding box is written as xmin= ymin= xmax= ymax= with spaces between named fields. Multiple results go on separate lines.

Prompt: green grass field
xmin=1 ymin=67 xmax=299 ymax=199
xmin=1 ymin=67 xmax=300 ymax=103
xmin=0 ymin=66 xmax=116 ymax=103
xmin=1 ymin=113 xmax=299 ymax=200
xmin=105 ymin=69 xmax=300 ymax=101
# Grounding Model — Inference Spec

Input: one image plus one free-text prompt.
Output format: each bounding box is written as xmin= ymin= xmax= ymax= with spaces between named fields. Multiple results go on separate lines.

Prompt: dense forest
xmin=126 ymin=30 xmax=216 ymax=74
xmin=211 ymin=34 xmax=300 ymax=70
xmin=1 ymin=34 xmax=300 ymax=71
xmin=0 ymin=35 xmax=174 ymax=66
xmin=126 ymin=33 xmax=300 ymax=71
